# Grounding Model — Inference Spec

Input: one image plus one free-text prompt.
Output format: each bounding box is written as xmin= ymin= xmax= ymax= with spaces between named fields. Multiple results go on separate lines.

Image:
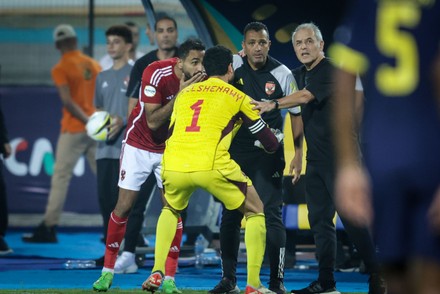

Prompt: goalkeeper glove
xmin=254 ymin=128 xmax=284 ymax=149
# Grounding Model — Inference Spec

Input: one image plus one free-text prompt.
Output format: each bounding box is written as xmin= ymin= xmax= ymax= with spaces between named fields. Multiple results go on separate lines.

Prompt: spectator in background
xmin=112 ymin=13 xmax=179 ymax=277
xmin=93 ymin=24 xmax=133 ymax=263
xmin=99 ymin=21 xmax=146 ymax=71
xmin=126 ymin=14 xmax=179 ymax=114
xmin=0 ymin=103 xmax=12 ymax=255
xmin=22 ymin=24 xmax=100 ymax=243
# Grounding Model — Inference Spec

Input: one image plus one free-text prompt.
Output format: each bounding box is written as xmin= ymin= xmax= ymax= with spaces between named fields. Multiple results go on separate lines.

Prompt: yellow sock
xmin=245 ymin=213 xmax=266 ymax=287
xmin=152 ymin=208 xmax=178 ymax=273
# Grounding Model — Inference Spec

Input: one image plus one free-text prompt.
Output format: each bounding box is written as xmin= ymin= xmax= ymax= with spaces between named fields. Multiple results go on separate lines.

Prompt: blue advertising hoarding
xmin=1 ymin=86 xmax=99 ymax=214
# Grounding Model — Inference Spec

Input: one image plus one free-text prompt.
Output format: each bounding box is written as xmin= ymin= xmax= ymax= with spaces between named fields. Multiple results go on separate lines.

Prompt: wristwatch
xmin=272 ymin=99 xmax=279 ymax=109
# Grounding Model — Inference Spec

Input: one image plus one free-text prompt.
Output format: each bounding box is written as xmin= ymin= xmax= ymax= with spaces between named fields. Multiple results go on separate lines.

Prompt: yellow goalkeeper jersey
xmin=163 ymin=77 xmax=261 ymax=172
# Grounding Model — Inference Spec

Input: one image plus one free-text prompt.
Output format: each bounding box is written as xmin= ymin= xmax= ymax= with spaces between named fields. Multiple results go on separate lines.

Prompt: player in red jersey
xmin=93 ymin=38 xmax=206 ymax=292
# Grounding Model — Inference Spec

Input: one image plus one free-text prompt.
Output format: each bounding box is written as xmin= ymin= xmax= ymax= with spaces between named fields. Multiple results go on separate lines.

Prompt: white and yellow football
xmin=86 ymin=111 xmax=111 ymax=141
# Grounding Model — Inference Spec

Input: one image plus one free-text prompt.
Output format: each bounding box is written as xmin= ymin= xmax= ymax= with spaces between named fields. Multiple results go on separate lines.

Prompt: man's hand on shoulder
xmin=250 ymin=99 xmax=276 ymax=115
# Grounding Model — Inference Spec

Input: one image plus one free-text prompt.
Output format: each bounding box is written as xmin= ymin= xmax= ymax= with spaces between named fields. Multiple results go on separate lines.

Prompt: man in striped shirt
xmin=93 ymin=38 xmax=206 ymax=292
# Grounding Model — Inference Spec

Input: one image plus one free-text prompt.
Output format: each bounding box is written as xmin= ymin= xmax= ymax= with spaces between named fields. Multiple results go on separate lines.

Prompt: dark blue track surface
xmin=0 ymin=232 xmax=369 ymax=292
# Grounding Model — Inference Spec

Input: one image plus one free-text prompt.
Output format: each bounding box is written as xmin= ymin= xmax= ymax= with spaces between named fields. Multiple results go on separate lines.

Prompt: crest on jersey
xmin=144 ymin=85 xmax=156 ymax=97
xmin=124 ymin=76 xmax=130 ymax=87
xmin=83 ymin=68 xmax=92 ymax=80
xmin=265 ymin=81 xmax=276 ymax=95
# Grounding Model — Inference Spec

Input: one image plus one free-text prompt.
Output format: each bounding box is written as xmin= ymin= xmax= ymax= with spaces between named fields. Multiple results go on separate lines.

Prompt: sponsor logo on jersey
xmin=144 ymin=85 xmax=156 ymax=97
xmin=6 ymin=137 xmax=88 ymax=177
xmin=265 ymin=81 xmax=276 ymax=95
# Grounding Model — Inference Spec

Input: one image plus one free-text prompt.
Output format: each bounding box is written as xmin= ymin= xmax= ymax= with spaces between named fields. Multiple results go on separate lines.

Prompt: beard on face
xmin=183 ymin=71 xmax=192 ymax=81
xmin=163 ymin=45 xmax=175 ymax=52
xmin=184 ymin=70 xmax=205 ymax=82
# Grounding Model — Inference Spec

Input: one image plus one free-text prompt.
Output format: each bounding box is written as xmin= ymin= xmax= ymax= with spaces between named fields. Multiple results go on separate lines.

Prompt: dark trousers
xmin=123 ymin=173 xmax=156 ymax=252
xmin=220 ymin=148 xmax=286 ymax=284
xmin=97 ymin=159 xmax=157 ymax=251
xmin=305 ymin=163 xmax=379 ymax=282
xmin=97 ymin=159 xmax=120 ymax=241
xmin=0 ymin=161 xmax=8 ymax=237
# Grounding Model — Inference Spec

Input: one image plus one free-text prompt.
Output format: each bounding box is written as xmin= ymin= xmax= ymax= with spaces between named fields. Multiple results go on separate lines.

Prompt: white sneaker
xmin=114 ymin=251 xmax=138 ymax=274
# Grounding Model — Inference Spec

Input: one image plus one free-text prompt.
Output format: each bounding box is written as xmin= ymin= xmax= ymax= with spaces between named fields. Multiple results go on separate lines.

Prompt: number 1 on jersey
xmin=185 ymin=100 xmax=203 ymax=132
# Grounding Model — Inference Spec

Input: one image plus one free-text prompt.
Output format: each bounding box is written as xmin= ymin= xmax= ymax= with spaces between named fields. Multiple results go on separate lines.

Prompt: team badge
xmin=144 ymin=85 xmax=156 ymax=97
xmin=265 ymin=81 xmax=276 ymax=95
xmin=84 ymin=68 xmax=92 ymax=80
xmin=124 ymin=76 xmax=130 ymax=87
xmin=120 ymin=169 xmax=126 ymax=181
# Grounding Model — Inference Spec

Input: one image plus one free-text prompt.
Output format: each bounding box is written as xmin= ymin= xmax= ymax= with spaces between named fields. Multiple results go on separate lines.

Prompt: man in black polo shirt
xmin=126 ymin=14 xmax=179 ymax=114
xmin=252 ymin=22 xmax=384 ymax=294
xmin=209 ymin=21 xmax=304 ymax=294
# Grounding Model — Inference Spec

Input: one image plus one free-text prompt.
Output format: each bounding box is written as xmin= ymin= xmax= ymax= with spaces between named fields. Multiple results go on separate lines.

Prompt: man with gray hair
xmin=252 ymin=22 xmax=384 ymax=294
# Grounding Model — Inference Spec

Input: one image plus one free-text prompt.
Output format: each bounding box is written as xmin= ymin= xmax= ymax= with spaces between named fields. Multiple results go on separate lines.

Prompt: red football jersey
xmin=124 ymin=58 xmax=179 ymax=152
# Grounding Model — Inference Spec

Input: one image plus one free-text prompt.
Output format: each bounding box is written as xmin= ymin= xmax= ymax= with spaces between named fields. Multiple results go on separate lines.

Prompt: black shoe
xmin=208 ymin=277 xmax=240 ymax=294
xmin=135 ymin=253 xmax=146 ymax=267
xmin=335 ymin=259 xmax=360 ymax=272
xmin=95 ymin=255 xmax=105 ymax=267
xmin=0 ymin=236 xmax=13 ymax=255
xmin=368 ymin=273 xmax=386 ymax=294
xmin=269 ymin=280 xmax=287 ymax=294
xmin=290 ymin=281 xmax=341 ymax=294
xmin=22 ymin=223 xmax=58 ymax=243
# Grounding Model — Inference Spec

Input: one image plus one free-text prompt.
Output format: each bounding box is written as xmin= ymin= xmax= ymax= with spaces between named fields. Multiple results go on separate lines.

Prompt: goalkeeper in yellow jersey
xmin=142 ymin=45 xmax=282 ymax=294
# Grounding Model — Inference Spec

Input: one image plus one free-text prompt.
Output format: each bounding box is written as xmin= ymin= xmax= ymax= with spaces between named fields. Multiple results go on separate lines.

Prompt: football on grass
xmin=86 ymin=111 xmax=111 ymax=141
